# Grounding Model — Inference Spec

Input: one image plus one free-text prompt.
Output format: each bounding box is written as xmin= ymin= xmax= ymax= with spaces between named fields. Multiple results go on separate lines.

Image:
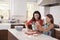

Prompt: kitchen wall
xmin=38 ymin=5 xmax=60 ymax=24
xmin=38 ymin=6 xmax=44 ymax=19
xmin=42 ymin=5 xmax=60 ymax=24
xmin=9 ymin=0 xmax=60 ymax=24
xmin=44 ymin=7 xmax=50 ymax=16
xmin=50 ymin=6 xmax=60 ymax=24
xmin=27 ymin=3 xmax=38 ymax=21
xmin=10 ymin=0 xmax=27 ymax=23
xmin=37 ymin=0 xmax=44 ymax=18
xmin=37 ymin=0 xmax=60 ymax=24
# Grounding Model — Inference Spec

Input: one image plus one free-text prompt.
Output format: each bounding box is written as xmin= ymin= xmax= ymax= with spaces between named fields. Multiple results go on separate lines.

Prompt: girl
xmin=36 ymin=14 xmax=54 ymax=36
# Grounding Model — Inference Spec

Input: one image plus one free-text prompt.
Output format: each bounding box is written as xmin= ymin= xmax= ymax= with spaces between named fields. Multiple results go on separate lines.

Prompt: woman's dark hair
xmin=31 ymin=11 xmax=41 ymax=21
xmin=46 ymin=14 xmax=54 ymax=24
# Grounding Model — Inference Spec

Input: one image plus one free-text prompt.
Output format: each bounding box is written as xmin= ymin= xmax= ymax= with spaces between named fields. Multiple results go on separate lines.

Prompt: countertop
xmin=0 ymin=23 xmax=11 ymax=29
xmin=8 ymin=29 xmax=58 ymax=40
xmin=55 ymin=28 xmax=60 ymax=31
xmin=0 ymin=23 xmax=25 ymax=30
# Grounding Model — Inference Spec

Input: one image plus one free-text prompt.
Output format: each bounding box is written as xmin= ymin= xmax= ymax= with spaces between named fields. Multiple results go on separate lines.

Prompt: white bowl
xmin=15 ymin=26 xmax=23 ymax=31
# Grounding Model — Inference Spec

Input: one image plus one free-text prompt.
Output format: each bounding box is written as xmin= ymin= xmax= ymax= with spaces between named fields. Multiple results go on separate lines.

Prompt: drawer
xmin=55 ymin=30 xmax=60 ymax=34
xmin=55 ymin=30 xmax=60 ymax=40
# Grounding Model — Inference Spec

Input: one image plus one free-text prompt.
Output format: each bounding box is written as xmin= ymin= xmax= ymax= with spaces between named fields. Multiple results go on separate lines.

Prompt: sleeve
xmin=40 ymin=20 xmax=44 ymax=26
xmin=26 ymin=20 xmax=32 ymax=26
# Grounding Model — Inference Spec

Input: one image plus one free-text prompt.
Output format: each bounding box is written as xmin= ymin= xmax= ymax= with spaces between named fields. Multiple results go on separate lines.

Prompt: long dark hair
xmin=46 ymin=14 xmax=54 ymax=24
xmin=31 ymin=11 xmax=41 ymax=21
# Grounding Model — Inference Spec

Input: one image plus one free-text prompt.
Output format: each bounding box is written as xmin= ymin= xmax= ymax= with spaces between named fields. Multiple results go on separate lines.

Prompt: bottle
xmin=32 ymin=22 xmax=37 ymax=30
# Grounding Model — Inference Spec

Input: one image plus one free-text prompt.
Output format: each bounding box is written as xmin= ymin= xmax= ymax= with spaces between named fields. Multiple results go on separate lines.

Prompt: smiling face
xmin=34 ymin=13 xmax=40 ymax=20
xmin=46 ymin=16 xmax=51 ymax=23
xmin=32 ymin=11 xmax=41 ymax=21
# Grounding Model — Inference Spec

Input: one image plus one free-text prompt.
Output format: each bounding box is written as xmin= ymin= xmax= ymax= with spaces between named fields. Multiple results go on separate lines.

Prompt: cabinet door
xmin=0 ymin=30 xmax=8 ymax=40
xmin=55 ymin=30 xmax=60 ymax=39
xmin=8 ymin=31 xmax=18 ymax=40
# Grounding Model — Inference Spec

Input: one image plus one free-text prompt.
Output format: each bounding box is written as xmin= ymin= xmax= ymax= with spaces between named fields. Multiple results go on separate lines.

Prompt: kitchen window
xmin=0 ymin=0 xmax=10 ymax=19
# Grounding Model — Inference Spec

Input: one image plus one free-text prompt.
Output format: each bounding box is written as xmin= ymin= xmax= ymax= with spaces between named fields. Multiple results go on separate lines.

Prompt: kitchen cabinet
xmin=0 ymin=30 xmax=8 ymax=40
xmin=55 ymin=29 xmax=60 ymax=40
xmin=8 ymin=31 xmax=18 ymax=40
xmin=0 ymin=30 xmax=18 ymax=40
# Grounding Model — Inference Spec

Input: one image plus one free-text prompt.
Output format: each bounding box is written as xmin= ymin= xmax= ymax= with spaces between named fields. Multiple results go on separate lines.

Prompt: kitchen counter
xmin=0 ymin=23 xmax=25 ymax=29
xmin=55 ymin=28 xmax=60 ymax=31
xmin=8 ymin=29 xmax=58 ymax=40
xmin=0 ymin=23 xmax=11 ymax=29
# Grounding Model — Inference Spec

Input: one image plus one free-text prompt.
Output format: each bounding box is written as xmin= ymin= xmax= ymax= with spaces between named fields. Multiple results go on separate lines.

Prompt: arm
xmin=35 ymin=21 xmax=43 ymax=31
xmin=44 ymin=24 xmax=54 ymax=32
xmin=26 ymin=20 xmax=32 ymax=26
xmin=25 ymin=20 xmax=33 ymax=30
xmin=38 ymin=24 xmax=54 ymax=32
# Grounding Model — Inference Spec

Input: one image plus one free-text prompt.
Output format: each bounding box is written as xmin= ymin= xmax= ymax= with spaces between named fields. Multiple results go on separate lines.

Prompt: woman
xmin=36 ymin=14 xmax=54 ymax=36
xmin=26 ymin=11 xmax=43 ymax=32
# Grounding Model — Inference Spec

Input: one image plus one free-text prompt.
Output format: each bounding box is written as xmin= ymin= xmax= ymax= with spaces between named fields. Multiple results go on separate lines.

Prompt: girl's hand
xmin=35 ymin=21 xmax=43 ymax=32
xmin=36 ymin=21 xmax=39 ymax=24
xmin=35 ymin=21 xmax=42 ymax=28
xmin=35 ymin=21 xmax=41 ymax=30
xmin=35 ymin=21 xmax=40 ymax=26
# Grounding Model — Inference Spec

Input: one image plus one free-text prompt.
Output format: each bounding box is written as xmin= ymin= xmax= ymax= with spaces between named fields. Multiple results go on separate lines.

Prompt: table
xmin=8 ymin=29 xmax=58 ymax=40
